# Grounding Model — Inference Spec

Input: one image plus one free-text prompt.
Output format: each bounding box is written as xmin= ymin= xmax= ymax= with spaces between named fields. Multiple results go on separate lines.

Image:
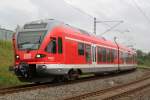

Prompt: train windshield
xmin=17 ymin=31 xmax=47 ymax=50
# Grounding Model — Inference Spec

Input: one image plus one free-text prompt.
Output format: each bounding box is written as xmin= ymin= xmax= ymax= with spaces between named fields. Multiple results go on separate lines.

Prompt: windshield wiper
xmin=18 ymin=41 xmax=31 ymax=45
xmin=38 ymin=35 xmax=42 ymax=44
xmin=26 ymin=44 xmax=36 ymax=52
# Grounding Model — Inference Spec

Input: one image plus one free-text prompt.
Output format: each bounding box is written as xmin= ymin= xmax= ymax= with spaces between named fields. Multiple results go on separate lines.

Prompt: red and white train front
xmin=13 ymin=19 xmax=66 ymax=79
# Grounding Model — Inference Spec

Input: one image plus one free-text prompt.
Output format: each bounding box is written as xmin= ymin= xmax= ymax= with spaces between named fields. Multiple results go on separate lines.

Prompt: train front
xmin=13 ymin=20 xmax=58 ymax=79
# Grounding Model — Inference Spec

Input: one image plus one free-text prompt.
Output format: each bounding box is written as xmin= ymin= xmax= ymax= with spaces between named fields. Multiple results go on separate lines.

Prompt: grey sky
xmin=0 ymin=0 xmax=149 ymax=52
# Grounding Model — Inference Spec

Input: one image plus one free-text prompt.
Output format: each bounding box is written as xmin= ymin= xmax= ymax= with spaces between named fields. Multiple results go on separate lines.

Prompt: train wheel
xmin=19 ymin=63 xmax=31 ymax=79
xmin=14 ymin=68 xmax=22 ymax=76
xmin=53 ymin=75 xmax=66 ymax=82
xmin=20 ymin=67 xmax=30 ymax=79
xmin=68 ymin=69 xmax=79 ymax=81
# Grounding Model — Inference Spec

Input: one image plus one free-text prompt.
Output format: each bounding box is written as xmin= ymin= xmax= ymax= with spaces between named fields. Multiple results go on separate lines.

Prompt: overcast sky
xmin=0 ymin=0 xmax=150 ymax=52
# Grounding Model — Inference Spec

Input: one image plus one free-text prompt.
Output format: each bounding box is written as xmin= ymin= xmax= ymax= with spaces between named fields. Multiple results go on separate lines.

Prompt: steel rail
xmin=64 ymin=72 xmax=150 ymax=100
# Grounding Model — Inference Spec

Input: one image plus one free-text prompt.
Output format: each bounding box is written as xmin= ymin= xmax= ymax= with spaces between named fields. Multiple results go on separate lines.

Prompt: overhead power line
xmin=94 ymin=19 xmax=124 ymax=36
xmin=65 ymin=2 xmax=93 ymax=19
xmin=65 ymin=1 xmax=124 ymax=35
xmin=132 ymin=0 xmax=150 ymax=23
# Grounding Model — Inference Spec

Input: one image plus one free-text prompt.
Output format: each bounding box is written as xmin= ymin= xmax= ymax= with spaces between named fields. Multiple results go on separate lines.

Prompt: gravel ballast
xmin=114 ymin=85 xmax=150 ymax=100
xmin=0 ymin=69 xmax=149 ymax=100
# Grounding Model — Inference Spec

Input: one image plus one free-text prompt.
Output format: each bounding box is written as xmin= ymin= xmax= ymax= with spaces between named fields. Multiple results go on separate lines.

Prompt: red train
xmin=12 ymin=19 xmax=137 ymax=80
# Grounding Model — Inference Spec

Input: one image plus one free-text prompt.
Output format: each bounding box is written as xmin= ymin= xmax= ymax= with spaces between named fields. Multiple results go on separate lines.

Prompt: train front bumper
xmin=12 ymin=63 xmax=69 ymax=76
xmin=36 ymin=64 xmax=69 ymax=75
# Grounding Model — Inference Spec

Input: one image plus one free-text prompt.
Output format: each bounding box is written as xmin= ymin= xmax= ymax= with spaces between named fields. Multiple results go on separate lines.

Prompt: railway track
xmin=64 ymin=73 xmax=150 ymax=100
xmin=0 ymin=70 xmax=135 ymax=96
xmin=0 ymin=82 xmax=52 ymax=95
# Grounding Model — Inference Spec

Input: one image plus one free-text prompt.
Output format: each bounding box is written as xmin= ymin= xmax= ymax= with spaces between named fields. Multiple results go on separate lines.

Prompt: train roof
xmin=20 ymin=19 xmax=136 ymax=54
xmin=61 ymin=24 xmax=135 ymax=54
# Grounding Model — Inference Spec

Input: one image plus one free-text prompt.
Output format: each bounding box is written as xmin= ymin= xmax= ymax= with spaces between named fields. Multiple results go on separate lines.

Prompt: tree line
xmin=136 ymin=50 xmax=150 ymax=66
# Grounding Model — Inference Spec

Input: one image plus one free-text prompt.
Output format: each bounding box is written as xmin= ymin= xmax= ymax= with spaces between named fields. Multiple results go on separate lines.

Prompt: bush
xmin=137 ymin=50 xmax=150 ymax=67
xmin=0 ymin=40 xmax=24 ymax=87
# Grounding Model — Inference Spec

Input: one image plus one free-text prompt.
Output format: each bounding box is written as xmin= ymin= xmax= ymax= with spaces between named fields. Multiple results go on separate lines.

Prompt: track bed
xmin=0 ymin=68 xmax=149 ymax=100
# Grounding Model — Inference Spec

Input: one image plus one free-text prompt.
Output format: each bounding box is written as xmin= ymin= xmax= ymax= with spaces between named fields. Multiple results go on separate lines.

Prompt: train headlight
xmin=16 ymin=55 xmax=20 ymax=59
xmin=36 ymin=54 xmax=46 ymax=58
xmin=36 ymin=54 xmax=41 ymax=58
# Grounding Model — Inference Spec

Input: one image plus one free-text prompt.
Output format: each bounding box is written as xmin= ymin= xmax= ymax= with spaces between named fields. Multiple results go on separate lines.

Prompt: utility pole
xmin=114 ymin=37 xmax=120 ymax=71
xmin=94 ymin=17 xmax=96 ymax=35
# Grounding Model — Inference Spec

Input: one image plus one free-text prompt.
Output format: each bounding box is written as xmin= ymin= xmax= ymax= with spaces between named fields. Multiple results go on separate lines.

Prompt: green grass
xmin=137 ymin=65 xmax=150 ymax=69
xmin=0 ymin=40 xmax=25 ymax=88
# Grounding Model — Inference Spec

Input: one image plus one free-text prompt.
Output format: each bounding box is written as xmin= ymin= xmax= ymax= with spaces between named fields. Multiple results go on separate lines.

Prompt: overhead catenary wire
xmin=64 ymin=1 xmax=94 ymax=20
xmin=100 ymin=21 xmax=124 ymax=36
xmin=132 ymin=0 xmax=150 ymax=24
xmin=65 ymin=1 xmax=124 ymax=35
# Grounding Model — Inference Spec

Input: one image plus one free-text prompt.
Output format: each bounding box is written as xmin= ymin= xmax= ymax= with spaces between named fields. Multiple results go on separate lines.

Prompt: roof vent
xmin=24 ymin=23 xmax=47 ymax=29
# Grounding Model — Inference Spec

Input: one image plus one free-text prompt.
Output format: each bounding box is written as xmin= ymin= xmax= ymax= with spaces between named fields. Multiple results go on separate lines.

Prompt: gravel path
xmin=0 ymin=69 xmax=149 ymax=100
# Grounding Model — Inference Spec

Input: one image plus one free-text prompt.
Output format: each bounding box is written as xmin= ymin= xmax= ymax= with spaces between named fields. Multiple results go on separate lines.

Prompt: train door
xmin=45 ymin=37 xmax=58 ymax=63
xmin=57 ymin=37 xmax=63 ymax=62
xmin=45 ymin=37 xmax=63 ymax=63
xmin=92 ymin=45 xmax=97 ymax=65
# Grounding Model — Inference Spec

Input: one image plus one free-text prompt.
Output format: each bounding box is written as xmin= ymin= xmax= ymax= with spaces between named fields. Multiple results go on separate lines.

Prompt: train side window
xmin=107 ymin=49 xmax=111 ymax=63
xmin=78 ymin=43 xmax=84 ymax=55
xmin=111 ymin=50 xmax=115 ymax=63
xmin=85 ymin=44 xmax=91 ymax=62
xmin=125 ymin=53 xmax=128 ymax=64
xmin=102 ymin=48 xmax=106 ymax=63
xmin=120 ymin=52 xmax=123 ymax=62
xmin=114 ymin=50 xmax=117 ymax=59
xmin=133 ymin=54 xmax=137 ymax=63
xmin=58 ymin=37 xmax=63 ymax=54
xmin=46 ymin=37 xmax=56 ymax=53
xmin=126 ymin=53 xmax=129 ymax=63
xmin=135 ymin=54 xmax=137 ymax=63
xmin=97 ymin=47 xmax=102 ymax=63
xmin=124 ymin=53 xmax=127 ymax=63
xmin=127 ymin=53 xmax=130 ymax=63
xmin=123 ymin=52 xmax=127 ymax=63
xmin=132 ymin=54 xmax=134 ymax=63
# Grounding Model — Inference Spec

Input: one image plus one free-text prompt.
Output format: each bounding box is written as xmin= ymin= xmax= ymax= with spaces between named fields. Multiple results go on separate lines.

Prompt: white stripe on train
xmin=37 ymin=64 xmax=137 ymax=69
xmin=65 ymin=36 xmax=136 ymax=53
